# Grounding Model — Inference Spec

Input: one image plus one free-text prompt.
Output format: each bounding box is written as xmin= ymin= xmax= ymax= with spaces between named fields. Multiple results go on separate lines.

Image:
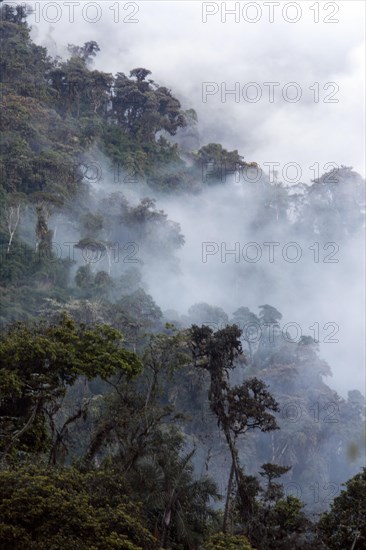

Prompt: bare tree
xmin=6 ymin=201 xmax=21 ymax=253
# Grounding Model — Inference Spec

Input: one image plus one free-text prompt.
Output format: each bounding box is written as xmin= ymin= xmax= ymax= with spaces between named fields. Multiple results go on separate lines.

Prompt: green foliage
xmin=0 ymin=315 xmax=141 ymax=459
xmin=317 ymin=468 xmax=366 ymax=549
xmin=117 ymin=289 xmax=163 ymax=326
xmin=129 ymin=441 xmax=220 ymax=549
xmin=112 ymin=69 xmax=186 ymax=142
xmin=194 ymin=143 xmax=247 ymax=183
xmin=84 ymin=330 xmax=220 ymax=549
xmin=273 ymin=496 xmax=307 ymax=530
xmin=68 ymin=41 xmax=100 ymax=64
xmin=1 ymin=7 xmax=365 ymax=550
xmin=0 ymin=9 xmax=189 ymax=317
xmin=0 ymin=466 xmax=159 ymax=549
xmin=251 ymin=495 xmax=310 ymax=550
xmin=202 ymin=532 xmax=255 ymax=549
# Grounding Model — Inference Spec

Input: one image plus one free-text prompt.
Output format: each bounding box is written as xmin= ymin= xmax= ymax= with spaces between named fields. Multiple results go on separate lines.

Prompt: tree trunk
xmin=160 ymin=510 xmax=171 ymax=549
xmin=222 ymin=424 xmax=253 ymax=522
xmin=350 ymin=532 xmax=360 ymax=550
xmin=223 ymin=459 xmax=235 ymax=534
xmin=1 ymin=397 xmax=41 ymax=461
xmin=6 ymin=203 xmax=21 ymax=254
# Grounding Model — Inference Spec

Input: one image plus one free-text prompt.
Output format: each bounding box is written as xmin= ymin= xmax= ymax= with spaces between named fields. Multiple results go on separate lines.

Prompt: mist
xmin=29 ymin=0 xmax=365 ymax=174
xmin=24 ymin=0 xmax=365 ymax=398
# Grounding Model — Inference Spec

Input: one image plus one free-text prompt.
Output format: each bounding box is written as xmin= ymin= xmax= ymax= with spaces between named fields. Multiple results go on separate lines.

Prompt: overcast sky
xmin=27 ymin=0 xmax=365 ymax=180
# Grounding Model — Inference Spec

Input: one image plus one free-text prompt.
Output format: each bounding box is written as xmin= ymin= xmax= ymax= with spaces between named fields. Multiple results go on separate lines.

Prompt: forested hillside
xmin=0 ymin=5 xmax=365 ymax=549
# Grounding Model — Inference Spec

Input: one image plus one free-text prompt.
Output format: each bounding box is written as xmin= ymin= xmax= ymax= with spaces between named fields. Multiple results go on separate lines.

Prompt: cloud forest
xmin=0 ymin=3 xmax=365 ymax=549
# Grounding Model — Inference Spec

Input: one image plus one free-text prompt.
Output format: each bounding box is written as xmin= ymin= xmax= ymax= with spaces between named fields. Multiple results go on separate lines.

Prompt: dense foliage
xmin=0 ymin=5 xmax=364 ymax=549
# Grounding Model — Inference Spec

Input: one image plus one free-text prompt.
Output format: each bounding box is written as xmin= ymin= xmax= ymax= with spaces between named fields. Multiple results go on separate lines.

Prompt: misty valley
xmin=0 ymin=3 xmax=365 ymax=550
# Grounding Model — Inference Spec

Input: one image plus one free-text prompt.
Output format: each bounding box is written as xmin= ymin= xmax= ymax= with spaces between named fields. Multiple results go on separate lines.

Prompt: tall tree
xmin=189 ymin=324 xmax=279 ymax=533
